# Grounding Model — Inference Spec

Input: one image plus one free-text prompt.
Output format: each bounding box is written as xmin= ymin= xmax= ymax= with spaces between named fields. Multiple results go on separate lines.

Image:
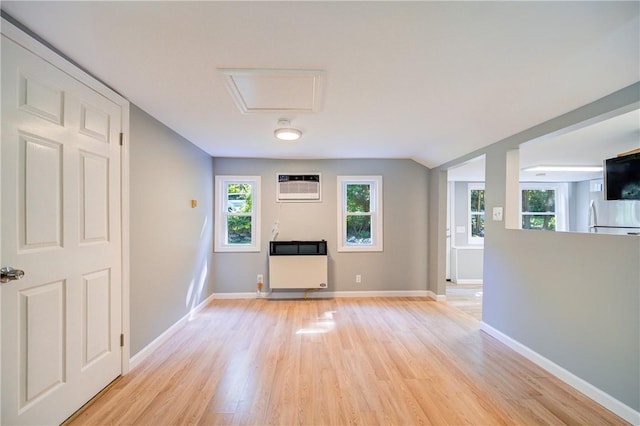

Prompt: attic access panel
xmin=218 ymin=68 xmax=324 ymax=114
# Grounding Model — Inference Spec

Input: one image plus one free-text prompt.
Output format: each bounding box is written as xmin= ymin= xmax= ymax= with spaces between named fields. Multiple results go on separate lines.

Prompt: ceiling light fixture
xmin=522 ymin=165 xmax=603 ymax=173
xmin=274 ymin=119 xmax=302 ymax=141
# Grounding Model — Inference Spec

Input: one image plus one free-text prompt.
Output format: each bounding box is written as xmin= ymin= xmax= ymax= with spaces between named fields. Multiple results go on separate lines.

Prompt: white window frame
xmin=468 ymin=183 xmax=485 ymax=245
xmin=519 ymin=182 xmax=568 ymax=232
xmin=215 ymin=176 xmax=261 ymax=252
xmin=337 ymin=176 xmax=383 ymax=252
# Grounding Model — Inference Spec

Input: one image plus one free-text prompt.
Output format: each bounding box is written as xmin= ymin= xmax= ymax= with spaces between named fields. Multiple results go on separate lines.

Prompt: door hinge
xmin=120 ymin=333 xmax=124 ymax=347
xmin=119 ymin=133 xmax=124 ymax=146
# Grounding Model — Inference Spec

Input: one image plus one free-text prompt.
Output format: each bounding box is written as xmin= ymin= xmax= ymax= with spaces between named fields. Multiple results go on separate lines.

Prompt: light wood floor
xmin=446 ymin=283 xmax=483 ymax=320
xmin=66 ymin=297 xmax=627 ymax=425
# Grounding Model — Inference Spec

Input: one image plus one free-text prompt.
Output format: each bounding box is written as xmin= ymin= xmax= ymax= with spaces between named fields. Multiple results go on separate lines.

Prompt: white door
xmin=1 ymin=35 xmax=123 ymax=425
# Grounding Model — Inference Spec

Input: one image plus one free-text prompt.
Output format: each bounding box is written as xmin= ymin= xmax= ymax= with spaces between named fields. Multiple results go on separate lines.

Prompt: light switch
xmin=456 ymin=226 xmax=466 ymax=233
xmin=492 ymin=207 xmax=503 ymax=221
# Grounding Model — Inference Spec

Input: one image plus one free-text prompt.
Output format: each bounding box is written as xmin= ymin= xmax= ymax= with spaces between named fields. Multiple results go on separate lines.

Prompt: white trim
xmin=452 ymin=279 xmax=483 ymax=285
xmin=129 ymin=293 xmax=215 ymax=370
xmin=213 ymin=290 xmax=430 ymax=299
xmin=120 ymin=94 xmax=131 ymax=374
xmin=467 ymin=183 xmax=485 ymax=245
xmin=211 ymin=292 xmax=261 ymax=300
xmin=427 ymin=290 xmax=446 ymax=301
xmin=337 ymin=176 xmax=383 ymax=252
xmin=214 ymin=176 xmax=261 ymax=252
xmin=480 ymin=322 xmax=640 ymax=425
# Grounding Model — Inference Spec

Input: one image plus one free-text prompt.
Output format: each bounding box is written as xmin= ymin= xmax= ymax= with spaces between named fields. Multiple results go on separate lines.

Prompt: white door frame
xmin=0 ymin=17 xmax=131 ymax=421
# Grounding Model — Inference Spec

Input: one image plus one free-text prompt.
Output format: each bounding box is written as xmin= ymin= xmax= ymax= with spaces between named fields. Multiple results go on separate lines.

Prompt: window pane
xmin=227 ymin=216 xmax=252 ymax=244
xmin=346 ymin=215 xmax=371 ymax=245
xmin=522 ymin=190 xmax=555 ymax=213
xmin=470 ymin=189 xmax=485 ymax=213
xmin=227 ymin=183 xmax=252 ymax=213
xmin=471 ymin=214 xmax=485 ymax=238
xmin=522 ymin=214 xmax=556 ymax=231
xmin=346 ymin=184 xmax=371 ymax=213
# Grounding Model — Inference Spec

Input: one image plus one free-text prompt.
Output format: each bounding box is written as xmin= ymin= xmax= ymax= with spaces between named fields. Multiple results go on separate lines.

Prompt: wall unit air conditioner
xmin=277 ymin=173 xmax=321 ymax=202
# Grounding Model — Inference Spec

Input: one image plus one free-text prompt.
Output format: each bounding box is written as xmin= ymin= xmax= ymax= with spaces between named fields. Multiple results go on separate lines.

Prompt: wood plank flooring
xmin=446 ymin=283 xmax=483 ymax=320
xmin=66 ymin=297 xmax=628 ymax=425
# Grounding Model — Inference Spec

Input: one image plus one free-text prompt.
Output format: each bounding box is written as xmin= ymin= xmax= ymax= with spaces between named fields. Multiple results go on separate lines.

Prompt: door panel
xmin=18 ymin=72 xmax=65 ymax=126
xmin=21 ymin=280 xmax=66 ymax=406
xmin=82 ymin=269 xmax=111 ymax=366
xmin=79 ymin=152 xmax=110 ymax=243
xmin=20 ymin=134 xmax=63 ymax=250
xmin=2 ymin=34 xmax=123 ymax=425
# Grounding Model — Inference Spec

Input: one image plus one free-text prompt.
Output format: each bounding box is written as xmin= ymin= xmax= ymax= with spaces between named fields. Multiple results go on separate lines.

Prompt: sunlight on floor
xmin=296 ymin=310 xmax=336 ymax=335
xmin=446 ymin=283 xmax=482 ymax=320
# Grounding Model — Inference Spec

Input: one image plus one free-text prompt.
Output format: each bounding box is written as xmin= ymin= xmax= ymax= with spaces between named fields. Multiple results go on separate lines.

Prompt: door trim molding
xmin=1 ymin=17 xmax=131 ymax=378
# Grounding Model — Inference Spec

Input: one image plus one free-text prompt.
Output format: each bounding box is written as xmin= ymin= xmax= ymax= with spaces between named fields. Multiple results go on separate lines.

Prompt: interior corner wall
xmin=211 ymin=158 xmax=429 ymax=294
xmin=129 ymin=105 xmax=214 ymax=356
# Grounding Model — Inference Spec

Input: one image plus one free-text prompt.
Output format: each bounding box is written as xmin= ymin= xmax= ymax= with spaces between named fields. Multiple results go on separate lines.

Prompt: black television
xmin=604 ymin=152 xmax=640 ymax=200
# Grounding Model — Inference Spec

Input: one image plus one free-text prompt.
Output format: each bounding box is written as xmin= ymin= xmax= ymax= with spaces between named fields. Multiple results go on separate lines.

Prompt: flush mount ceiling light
xmin=522 ymin=165 xmax=603 ymax=173
xmin=274 ymin=119 xmax=302 ymax=141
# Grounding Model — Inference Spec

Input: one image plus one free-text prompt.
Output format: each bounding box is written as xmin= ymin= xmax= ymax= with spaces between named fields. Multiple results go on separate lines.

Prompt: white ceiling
xmin=448 ymin=108 xmax=640 ymax=182
xmin=2 ymin=1 xmax=638 ymax=168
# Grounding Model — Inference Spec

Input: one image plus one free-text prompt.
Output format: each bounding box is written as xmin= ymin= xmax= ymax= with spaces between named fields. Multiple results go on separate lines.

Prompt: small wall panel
xmin=18 ymin=73 xmax=64 ymax=125
xmin=82 ymin=269 xmax=111 ymax=367
xmin=20 ymin=134 xmax=62 ymax=251
xmin=19 ymin=280 xmax=66 ymax=408
xmin=79 ymin=151 xmax=109 ymax=244
xmin=79 ymin=103 xmax=110 ymax=143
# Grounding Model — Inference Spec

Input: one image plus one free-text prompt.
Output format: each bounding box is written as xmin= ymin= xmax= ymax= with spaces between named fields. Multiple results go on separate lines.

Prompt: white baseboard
xmin=427 ymin=290 xmax=446 ymax=301
xmin=480 ymin=322 xmax=640 ymax=425
xmin=452 ymin=279 xmax=483 ymax=285
xmin=210 ymin=292 xmax=258 ymax=299
xmin=129 ymin=293 xmax=215 ymax=370
xmin=213 ymin=290 xmax=431 ymax=299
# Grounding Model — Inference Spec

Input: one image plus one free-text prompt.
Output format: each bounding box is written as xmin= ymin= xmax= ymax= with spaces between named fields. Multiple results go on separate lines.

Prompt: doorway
xmin=445 ymin=155 xmax=485 ymax=320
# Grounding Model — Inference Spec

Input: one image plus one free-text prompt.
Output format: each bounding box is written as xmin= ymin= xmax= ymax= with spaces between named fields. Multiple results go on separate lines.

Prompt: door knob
xmin=1 ymin=266 xmax=25 ymax=283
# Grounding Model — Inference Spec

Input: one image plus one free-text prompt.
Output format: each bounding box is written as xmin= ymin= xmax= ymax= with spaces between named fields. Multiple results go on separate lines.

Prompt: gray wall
xmin=430 ymin=83 xmax=640 ymax=411
xmin=212 ymin=158 xmax=429 ymax=294
xmin=452 ymin=181 xmax=485 ymax=247
xmin=130 ymin=105 xmax=214 ymax=356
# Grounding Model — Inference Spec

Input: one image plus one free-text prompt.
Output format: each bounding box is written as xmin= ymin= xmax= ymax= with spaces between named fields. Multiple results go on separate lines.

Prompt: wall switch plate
xmin=492 ymin=207 xmax=503 ymax=221
xmin=257 ymin=274 xmax=263 ymax=283
xmin=356 ymin=274 xmax=362 ymax=283
xmin=456 ymin=226 xmax=466 ymax=233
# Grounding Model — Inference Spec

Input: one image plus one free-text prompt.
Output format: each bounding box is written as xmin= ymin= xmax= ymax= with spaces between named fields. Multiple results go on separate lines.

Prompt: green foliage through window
xmin=226 ymin=183 xmax=253 ymax=244
xmin=469 ymin=188 xmax=485 ymax=240
xmin=346 ymin=183 xmax=372 ymax=245
xmin=522 ymin=189 xmax=556 ymax=231
xmin=347 ymin=184 xmax=370 ymax=213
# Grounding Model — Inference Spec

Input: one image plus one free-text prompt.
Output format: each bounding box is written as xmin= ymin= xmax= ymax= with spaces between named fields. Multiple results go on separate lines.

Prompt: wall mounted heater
xmin=277 ymin=173 xmax=321 ymax=202
xmin=269 ymin=241 xmax=328 ymax=289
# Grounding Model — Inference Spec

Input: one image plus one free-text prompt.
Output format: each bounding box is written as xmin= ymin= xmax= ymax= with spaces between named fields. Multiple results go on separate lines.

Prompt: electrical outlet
xmin=356 ymin=274 xmax=362 ymax=283
xmin=257 ymin=274 xmax=263 ymax=283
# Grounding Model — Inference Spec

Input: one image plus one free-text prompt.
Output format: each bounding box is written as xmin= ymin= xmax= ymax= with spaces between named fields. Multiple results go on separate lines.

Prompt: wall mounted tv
xmin=604 ymin=152 xmax=640 ymax=200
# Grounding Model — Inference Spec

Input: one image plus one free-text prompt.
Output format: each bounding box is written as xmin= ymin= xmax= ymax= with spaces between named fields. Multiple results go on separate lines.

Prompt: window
xmin=520 ymin=183 xmax=567 ymax=232
xmin=337 ymin=176 xmax=383 ymax=252
xmin=468 ymin=184 xmax=485 ymax=244
xmin=215 ymin=176 xmax=260 ymax=252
